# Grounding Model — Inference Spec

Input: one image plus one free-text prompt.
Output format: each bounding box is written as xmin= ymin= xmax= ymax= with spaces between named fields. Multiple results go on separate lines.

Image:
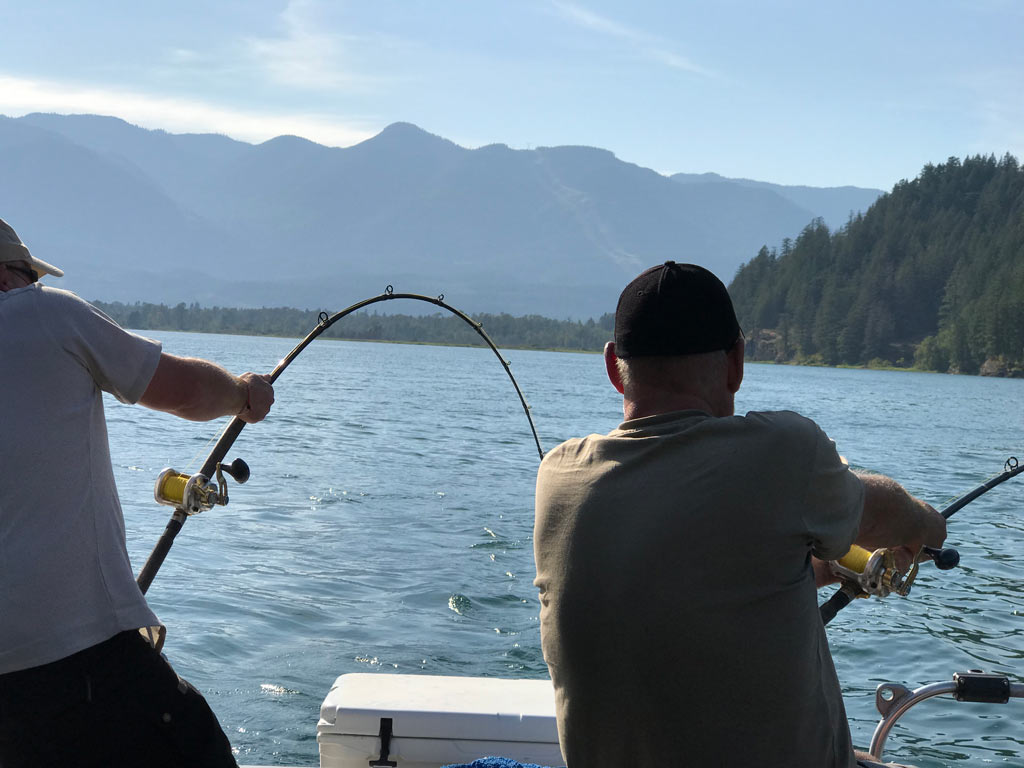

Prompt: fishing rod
xmin=819 ymin=456 xmax=1024 ymax=625
xmin=136 ymin=287 xmax=545 ymax=594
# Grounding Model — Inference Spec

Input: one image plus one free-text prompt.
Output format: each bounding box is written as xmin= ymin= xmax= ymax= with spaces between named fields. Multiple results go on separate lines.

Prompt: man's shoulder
xmin=541 ymin=434 xmax=600 ymax=462
xmin=727 ymin=410 xmax=834 ymax=458
xmin=30 ymin=285 xmax=95 ymax=313
xmin=1 ymin=286 xmax=92 ymax=335
xmin=40 ymin=285 xmax=91 ymax=302
xmin=1 ymin=283 xmax=67 ymax=304
xmin=740 ymin=409 xmax=822 ymax=435
xmin=538 ymin=433 xmax=616 ymax=479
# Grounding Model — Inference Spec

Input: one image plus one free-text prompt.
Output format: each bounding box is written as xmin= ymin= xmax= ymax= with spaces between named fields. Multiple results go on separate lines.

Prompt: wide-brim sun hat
xmin=0 ymin=217 xmax=64 ymax=279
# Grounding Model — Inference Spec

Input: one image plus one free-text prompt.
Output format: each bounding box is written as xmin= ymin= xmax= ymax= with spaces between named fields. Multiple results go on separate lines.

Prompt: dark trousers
xmin=0 ymin=630 xmax=238 ymax=768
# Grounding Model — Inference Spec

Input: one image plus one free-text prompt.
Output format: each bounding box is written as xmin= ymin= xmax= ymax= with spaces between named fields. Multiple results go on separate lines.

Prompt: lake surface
xmin=107 ymin=330 xmax=1024 ymax=767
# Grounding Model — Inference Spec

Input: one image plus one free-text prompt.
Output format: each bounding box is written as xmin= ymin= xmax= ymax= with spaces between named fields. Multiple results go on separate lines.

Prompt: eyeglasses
xmin=3 ymin=263 xmax=37 ymax=284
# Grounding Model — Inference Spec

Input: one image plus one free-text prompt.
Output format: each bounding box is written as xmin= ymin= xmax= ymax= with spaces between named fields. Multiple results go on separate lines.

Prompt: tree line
xmin=91 ymin=300 xmax=616 ymax=353
xmin=729 ymin=153 xmax=1024 ymax=376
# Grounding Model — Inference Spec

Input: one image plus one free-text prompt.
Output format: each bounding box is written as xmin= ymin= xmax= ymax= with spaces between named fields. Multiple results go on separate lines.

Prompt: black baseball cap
xmin=614 ymin=261 xmax=741 ymax=358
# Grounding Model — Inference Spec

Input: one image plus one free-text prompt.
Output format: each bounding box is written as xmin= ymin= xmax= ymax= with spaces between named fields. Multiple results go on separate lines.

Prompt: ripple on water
xmin=448 ymin=593 xmax=473 ymax=615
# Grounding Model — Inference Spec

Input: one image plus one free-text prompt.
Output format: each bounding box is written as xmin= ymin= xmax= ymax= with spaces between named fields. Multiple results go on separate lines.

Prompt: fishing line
xmin=182 ymin=432 xmax=219 ymax=473
xmin=137 ymin=287 xmax=546 ymax=594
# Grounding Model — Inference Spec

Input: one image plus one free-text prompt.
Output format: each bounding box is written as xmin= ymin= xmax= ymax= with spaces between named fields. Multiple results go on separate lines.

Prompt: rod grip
xmin=136 ymin=512 xmax=186 ymax=594
xmin=200 ymin=417 xmax=247 ymax=479
xmin=820 ymin=585 xmax=857 ymax=625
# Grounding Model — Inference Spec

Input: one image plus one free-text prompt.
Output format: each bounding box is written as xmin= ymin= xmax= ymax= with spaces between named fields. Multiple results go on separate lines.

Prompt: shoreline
xmin=136 ymin=325 xmax=1024 ymax=378
xmin=747 ymin=357 xmax=1023 ymax=378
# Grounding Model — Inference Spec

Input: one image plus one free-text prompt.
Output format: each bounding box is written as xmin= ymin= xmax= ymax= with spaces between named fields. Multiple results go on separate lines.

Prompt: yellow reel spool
xmin=837 ymin=545 xmax=872 ymax=574
xmin=154 ymin=469 xmax=190 ymax=507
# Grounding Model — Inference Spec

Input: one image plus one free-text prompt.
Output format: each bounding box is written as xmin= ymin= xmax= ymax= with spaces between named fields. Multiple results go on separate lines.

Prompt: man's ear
xmin=604 ymin=341 xmax=625 ymax=394
xmin=726 ymin=338 xmax=745 ymax=394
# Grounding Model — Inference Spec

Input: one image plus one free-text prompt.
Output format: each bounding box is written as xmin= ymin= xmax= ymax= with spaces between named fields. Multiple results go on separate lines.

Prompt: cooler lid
xmin=318 ymin=673 xmax=559 ymax=744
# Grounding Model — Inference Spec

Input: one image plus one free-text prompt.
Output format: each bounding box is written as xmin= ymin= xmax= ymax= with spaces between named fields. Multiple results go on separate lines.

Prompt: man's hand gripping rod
xmin=820 ymin=457 xmax=1023 ymax=625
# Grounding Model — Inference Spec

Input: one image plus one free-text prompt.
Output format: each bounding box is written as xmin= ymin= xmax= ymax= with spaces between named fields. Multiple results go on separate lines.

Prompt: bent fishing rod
xmin=820 ymin=456 xmax=1024 ymax=625
xmin=136 ymin=286 xmax=545 ymax=594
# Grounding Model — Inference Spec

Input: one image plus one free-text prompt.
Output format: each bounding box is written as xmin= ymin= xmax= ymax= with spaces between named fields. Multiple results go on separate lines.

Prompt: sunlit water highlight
xmin=108 ymin=331 xmax=1024 ymax=767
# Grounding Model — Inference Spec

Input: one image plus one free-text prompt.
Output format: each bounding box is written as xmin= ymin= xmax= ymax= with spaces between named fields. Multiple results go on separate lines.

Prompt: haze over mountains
xmin=0 ymin=113 xmax=883 ymax=318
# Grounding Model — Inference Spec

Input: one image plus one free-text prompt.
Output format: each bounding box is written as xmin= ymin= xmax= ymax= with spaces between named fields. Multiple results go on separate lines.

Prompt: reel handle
xmin=218 ymin=457 xmax=250 ymax=484
xmin=922 ymin=545 xmax=959 ymax=570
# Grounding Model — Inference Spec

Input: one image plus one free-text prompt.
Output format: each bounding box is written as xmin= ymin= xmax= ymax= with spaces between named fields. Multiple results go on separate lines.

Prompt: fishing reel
xmin=154 ymin=458 xmax=250 ymax=515
xmin=829 ymin=543 xmax=960 ymax=599
xmin=831 ymin=545 xmax=916 ymax=598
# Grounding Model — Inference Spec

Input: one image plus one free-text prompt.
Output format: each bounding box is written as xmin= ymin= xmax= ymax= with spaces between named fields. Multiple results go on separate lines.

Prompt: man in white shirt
xmin=0 ymin=217 xmax=274 ymax=767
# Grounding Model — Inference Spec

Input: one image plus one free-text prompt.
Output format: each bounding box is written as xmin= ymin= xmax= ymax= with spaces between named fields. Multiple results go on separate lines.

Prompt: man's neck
xmin=623 ymin=392 xmax=729 ymax=421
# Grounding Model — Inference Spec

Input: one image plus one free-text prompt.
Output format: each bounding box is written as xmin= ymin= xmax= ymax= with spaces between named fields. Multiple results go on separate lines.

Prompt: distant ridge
xmin=2 ymin=113 xmax=882 ymax=318
xmin=670 ymin=172 xmax=883 ymax=232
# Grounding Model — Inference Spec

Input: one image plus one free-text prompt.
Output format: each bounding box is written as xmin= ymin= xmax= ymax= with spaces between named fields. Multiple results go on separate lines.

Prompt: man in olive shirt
xmin=533 ymin=262 xmax=945 ymax=767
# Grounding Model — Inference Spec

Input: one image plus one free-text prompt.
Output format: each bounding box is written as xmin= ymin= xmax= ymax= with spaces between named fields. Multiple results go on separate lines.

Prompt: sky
xmin=1 ymin=0 xmax=1021 ymax=190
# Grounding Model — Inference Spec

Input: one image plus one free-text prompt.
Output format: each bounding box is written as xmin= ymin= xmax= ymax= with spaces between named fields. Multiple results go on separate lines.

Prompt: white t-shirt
xmin=0 ymin=284 xmax=163 ymax=674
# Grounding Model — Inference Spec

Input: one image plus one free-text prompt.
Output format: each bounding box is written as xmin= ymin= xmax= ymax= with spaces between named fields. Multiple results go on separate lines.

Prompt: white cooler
xmin=317 ymin=673 xmax=563 ymax=768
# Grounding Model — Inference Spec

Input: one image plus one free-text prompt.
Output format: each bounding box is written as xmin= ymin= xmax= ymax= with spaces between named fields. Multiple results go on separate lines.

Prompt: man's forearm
xmin=140 ymin=354 xmax=273 ymax=422
xmin=172 ymin=357 xmax=246 ymax=421
xmin=854 ymin=471 xmax=946 ymax=551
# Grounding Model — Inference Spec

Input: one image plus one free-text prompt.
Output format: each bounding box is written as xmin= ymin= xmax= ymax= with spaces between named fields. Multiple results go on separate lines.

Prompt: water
xmin=107 ymin=331 xmax=1024 ymax=767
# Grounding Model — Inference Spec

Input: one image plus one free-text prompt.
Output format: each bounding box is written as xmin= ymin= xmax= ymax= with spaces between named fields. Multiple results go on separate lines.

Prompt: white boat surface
xmin=234 ymin=667 xmax=1024 ymax=768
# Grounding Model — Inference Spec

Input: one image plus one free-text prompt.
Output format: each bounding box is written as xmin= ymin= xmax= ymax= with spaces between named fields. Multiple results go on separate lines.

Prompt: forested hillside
xmin=729 ymin=154 xmax=1024 ymax=375
xmin=92 ymin=300 xmax=615 ymax=353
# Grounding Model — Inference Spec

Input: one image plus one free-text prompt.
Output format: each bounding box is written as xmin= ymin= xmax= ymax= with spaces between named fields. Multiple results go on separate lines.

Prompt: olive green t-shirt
xmin=534 ymin=409 xmax=863 ymax=768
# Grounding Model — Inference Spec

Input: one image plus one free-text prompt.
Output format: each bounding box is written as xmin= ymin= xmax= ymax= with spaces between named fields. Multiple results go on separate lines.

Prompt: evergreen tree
xmin=729 ymin=154 xmax=1024 ymax=375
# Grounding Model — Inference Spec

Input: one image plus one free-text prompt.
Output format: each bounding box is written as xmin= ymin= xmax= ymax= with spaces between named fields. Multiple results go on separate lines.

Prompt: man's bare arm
xmin=139 ymin=353 xmax=274 ymax=423
xmin=811 ymin=474 xmax=946 ymax=588
xmin=853 ymin=472 xmax=946 ymax=552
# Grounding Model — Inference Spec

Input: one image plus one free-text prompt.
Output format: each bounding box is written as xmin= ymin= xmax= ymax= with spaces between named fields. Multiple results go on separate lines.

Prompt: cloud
xmin=244 ymin=0 xmax=358 ymax=89
xmin=551 ymin=1 xmax=714 ymax=77
xmin=0 ymin=74 xmax=377 ymax=148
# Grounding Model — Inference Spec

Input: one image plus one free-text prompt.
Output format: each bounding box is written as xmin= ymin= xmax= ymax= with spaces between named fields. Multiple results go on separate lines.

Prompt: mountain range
xmin=0 ymin=113 xmax=883 ymax=318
